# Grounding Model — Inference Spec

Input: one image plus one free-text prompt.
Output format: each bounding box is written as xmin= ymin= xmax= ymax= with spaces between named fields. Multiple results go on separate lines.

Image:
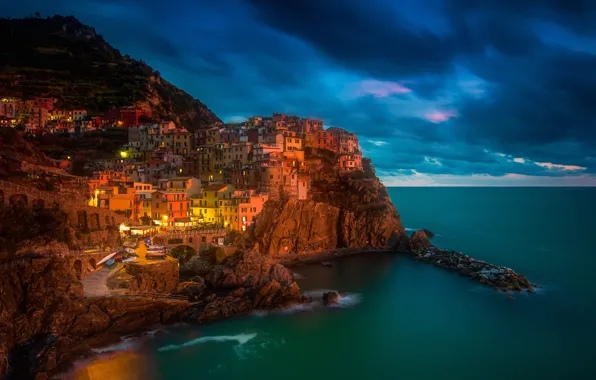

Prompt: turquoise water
xmin=72 ymin=188 xmax=596 ymax=379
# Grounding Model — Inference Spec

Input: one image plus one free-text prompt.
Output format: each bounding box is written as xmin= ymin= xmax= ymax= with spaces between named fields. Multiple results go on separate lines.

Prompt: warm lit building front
xmin=256 ymin=155 xmax=309 ymax=200
xmin=228 ymin=190 xmax=269 ymax=231
xmin=106 ymin=107 xmax=152 ymax=127
xmin=338 ymin=152 xmax=363 ymax=172
xmin=173 ymin=130 xmax=192 ymax=155
xmin=313 ymin=129 xmax=339 ymax=152
xmin=1 ymin=98 xmax=19 ymax=118
xmin=283 ymin=136 xmax=303 ymax=152
xmin=157 ymin=176 xmax=202 ymax=196
xmin=191 ymin=184 xmax=235 ymax=225
xmin=151 ymin=190 xmax=192 ymax=227
xmin=223 ymin=142 xmax=252 ymax=169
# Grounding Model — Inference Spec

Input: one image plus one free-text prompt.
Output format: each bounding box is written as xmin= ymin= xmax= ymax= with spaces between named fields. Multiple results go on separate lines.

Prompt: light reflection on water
xmin=68 ymin=351 xmax=155 ymax=380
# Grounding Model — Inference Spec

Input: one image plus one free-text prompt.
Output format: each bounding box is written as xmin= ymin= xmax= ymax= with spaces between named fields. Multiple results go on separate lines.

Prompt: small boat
xmin=321 ymin=261 xmax=333 ymax=268
xmin=124 ymin=247 xmax=136 ymax=255
xmin=105 ymin=258 xmax=116 ymax=267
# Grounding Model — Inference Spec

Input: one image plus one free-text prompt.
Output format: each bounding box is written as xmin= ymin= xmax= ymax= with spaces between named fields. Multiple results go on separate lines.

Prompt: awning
xmin=174 ymin=217 xmax=192 ymax=223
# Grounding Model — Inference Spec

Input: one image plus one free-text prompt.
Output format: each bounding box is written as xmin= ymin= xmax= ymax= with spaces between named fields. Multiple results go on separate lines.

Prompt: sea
xmin=68 ymin=187 xmax=596 ymax=380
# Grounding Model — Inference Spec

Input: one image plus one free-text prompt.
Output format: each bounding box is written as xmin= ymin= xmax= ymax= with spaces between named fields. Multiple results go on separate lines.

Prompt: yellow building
xmin=191 ymin=184 xmax=234 ymax=225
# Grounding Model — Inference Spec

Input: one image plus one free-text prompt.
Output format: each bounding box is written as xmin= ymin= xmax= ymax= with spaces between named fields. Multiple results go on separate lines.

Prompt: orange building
xmin=338 ymin=152 xmax=363 ymax=172
xmin=151 ymin=190 xmax=192 ymax=228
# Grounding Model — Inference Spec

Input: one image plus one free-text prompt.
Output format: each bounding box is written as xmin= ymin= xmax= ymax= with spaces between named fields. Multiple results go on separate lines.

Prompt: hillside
xmin=0 ymin=15 xmax=220 ymax=129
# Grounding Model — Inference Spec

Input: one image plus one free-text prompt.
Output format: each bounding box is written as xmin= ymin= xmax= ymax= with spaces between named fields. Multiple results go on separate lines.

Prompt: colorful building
xmin=191 ymin=184 xmax=235 ymax=225
xmin=151 ymin=190 xmax=192 ymax=227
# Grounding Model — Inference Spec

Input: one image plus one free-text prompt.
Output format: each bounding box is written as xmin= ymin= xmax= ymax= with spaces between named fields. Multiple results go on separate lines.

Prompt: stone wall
xmin=0 ymin=180 xmax=130 ymax=231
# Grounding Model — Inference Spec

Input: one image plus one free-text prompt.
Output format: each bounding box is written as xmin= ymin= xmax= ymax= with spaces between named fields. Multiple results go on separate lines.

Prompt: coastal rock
xmin=322 ymin=292 xmax=340 ymax=306
xmin=206 ymin=250 xmax=295 ymax=288
xmin=247 ymin=158 xmax=404 ymax=255
xmin=176 ymin=279 xmax=206 ymax=301
xmin=421 ymin=229 xmax=435 ymax=238
xmin=121 ymin=257 xmax=180 ymax=294
xmin=412 ymin=247 xmax=534 ymax=292
xmin=0 ymin=255 xmax=190 ymax=379
xmin=409 ymin=230 xmax=432 ymax=251
xmin=185 ymin=255 xmax=215 ymax=276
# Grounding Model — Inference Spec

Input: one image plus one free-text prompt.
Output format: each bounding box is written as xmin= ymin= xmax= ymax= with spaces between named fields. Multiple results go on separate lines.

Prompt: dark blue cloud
xmin=3 ymin=0 xmax=596 ymax=184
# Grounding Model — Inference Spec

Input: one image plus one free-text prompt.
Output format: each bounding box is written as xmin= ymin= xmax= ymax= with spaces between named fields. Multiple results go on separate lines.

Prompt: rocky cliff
xmin=111 ymin=258 xmax=180 ymax=294
xmin=0 ymin=250 xmax=304 ymax=379
xmin=247 ymin=154 xmax=406 ymax=255
xmin=0 ymin=15 xmax=220 ymax=130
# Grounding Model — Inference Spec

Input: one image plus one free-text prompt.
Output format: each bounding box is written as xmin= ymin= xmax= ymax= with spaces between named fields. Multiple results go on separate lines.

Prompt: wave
xmin=157 ymin=333 xmax=258 ymax=352
xmin=292 ymin=272 xmax=306 ymax=280
xmin=304 ymin=289 xmax=363 ymax=308
xmin=92 ymin=340 xmax=138 ymax=354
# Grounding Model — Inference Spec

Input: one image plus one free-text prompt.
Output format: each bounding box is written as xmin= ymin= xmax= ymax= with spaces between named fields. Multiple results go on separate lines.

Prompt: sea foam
xmin=157 ymin=333 xmax=258 ymax=352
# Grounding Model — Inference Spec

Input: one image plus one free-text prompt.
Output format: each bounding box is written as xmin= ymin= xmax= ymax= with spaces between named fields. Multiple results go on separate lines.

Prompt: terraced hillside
xmin=0 ymin=15 xmax=220 ymax=130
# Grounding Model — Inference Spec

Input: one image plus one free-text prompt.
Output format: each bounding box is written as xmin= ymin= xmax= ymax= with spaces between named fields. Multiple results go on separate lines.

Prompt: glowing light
xmin=67 ymin=156 xmax=71 ymax=159
xmin=120 ymin=151 xmax=128 ymax=158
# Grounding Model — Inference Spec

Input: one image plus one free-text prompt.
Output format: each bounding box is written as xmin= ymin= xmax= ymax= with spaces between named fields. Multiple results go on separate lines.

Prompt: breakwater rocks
xmin=410 ymin=230 xmax=535 ymax=292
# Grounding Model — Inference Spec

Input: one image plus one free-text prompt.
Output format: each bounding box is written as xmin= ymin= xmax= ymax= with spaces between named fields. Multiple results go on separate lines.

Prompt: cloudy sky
xmin=6 ymin=0 xmax=596 ymax=185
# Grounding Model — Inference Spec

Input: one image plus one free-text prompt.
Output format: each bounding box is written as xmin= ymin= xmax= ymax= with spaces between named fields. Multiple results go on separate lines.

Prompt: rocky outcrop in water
xmin=247 ymin=157 xmax=405 ymax=255
xmin=409 ymin=230 xmax=535 ymax=292
xmin=409 ymin=230 xmax=433 ymax=251
xmin=322 ymin=291 xmax=340 ymax=306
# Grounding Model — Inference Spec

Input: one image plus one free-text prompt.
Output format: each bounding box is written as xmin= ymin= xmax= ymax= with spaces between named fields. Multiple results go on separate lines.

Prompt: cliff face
xmin=0 ymin=251 xmax=304 ymax=379
xmin=247 ymin=155 xmax=405 ymax=255
xmin=112 ymin=258 xmax=180 ymax=294
xmin=0 ymin=15 xmax=220 ymax=130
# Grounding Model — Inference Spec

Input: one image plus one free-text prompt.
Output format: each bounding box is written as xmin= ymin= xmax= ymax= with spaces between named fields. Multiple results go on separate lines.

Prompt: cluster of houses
xmin=86 ymin=113 xmax=363 ymax=231
xmin=1 ymin=96 xmax=364 ymax=231
xmin=0 ymin=96 xmax=151 ymax=135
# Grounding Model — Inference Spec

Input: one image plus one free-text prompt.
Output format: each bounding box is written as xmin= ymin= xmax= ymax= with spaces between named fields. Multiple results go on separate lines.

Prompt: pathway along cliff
xmin=0 ymin=154 xmax=535 ymax=379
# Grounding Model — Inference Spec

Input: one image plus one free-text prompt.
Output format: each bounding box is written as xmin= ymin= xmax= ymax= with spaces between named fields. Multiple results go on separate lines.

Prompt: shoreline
xmin=276 ymin=247 xmax=392 ymax=267
xmin=52 ymin=242 xmax=536 ymax=377
xmin=17 ymin=240 xmax=536 ymax=378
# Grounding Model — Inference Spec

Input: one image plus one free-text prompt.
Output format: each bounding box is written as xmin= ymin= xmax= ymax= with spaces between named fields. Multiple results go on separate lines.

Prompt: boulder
xmin=176 ymin=279 xmax=206 ymax=301
xmin=206 ymin=251 xmax=295 ymax=289
xmin=409 ymin=230 xmax=432 ymax=251
xmin=322 ymin=291 xmax=340 ymax=306
xmin=122 ymin=257 xmax=180 ymax=294
xmin=421 ymin=229 xmax=435 ymax=238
